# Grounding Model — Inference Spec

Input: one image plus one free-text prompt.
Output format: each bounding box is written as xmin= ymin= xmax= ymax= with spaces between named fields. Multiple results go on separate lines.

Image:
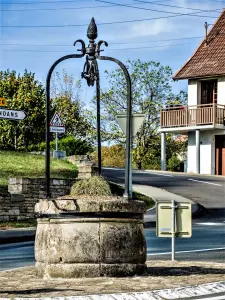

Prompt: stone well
xmin=35 ymin=196 xmax=147 ymax=278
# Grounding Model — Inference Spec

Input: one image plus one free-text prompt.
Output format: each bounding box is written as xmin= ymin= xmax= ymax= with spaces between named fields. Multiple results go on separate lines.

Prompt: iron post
xmin=45 ymin=52 xmax=85 ymax=199
xmin=98 ymin=56 xmax=132 ymax=199
xmin=96 ymin=67 xmax=102 ymax=174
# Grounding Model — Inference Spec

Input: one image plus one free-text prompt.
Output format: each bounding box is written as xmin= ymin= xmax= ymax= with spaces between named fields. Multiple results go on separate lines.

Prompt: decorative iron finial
xmin=81 ymin=17 xmax=108 ymax=86
xmin=87 ymin=17 xmax=98 ymax=40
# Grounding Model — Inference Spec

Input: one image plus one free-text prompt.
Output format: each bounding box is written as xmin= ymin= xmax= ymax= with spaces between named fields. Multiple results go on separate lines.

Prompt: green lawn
xmin=0 ymin=151 xmax=77 ymax=187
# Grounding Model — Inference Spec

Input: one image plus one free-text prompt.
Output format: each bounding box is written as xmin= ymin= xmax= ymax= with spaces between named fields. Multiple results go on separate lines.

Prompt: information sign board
xmin=0 ymin=108 xmax=26 ymax=121
xmin=156 ymin=201 xmax=192 ymax=238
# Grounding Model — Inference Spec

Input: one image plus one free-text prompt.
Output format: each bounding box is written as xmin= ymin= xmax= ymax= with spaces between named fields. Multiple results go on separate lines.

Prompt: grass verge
xmin=0 ymin=151 xmax=77 ymax=187
xmin=109 ymin=182 xmax=154 ymax=209
xmin=0 ymin=218 xmax=37 ymax=230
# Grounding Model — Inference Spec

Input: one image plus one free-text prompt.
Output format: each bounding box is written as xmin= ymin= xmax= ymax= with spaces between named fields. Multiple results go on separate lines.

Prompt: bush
xmin=167 ymin=154 xmax=184 ymax=172
xmin=140 ymin=157 xmax=161 ymax=170
xmin=28 ymin=136 xmax=93 ymax=156
xmin=71 ymin=176 xmax=112 ymax=196
xmin=92 ymin=144 xmax=126 ymax=168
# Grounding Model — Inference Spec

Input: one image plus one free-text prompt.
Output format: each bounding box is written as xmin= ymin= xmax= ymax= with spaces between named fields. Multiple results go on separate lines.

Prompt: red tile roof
xmin=173 ymin=10 xmax=225 ymax=80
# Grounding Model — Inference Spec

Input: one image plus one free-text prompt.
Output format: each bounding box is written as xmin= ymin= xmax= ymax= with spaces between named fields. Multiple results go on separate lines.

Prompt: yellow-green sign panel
xmin=156 ymin=201 xmax=192 ymax=238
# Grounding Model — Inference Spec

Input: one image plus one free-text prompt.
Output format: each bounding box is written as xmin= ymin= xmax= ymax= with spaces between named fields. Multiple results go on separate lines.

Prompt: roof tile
xmin=173 ymin=10 xmax=225 ymax=80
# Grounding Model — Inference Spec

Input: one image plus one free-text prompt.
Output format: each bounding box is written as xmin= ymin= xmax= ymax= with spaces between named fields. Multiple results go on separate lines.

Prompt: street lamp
xmin=45 ymin=17 xmax=132 ymax=199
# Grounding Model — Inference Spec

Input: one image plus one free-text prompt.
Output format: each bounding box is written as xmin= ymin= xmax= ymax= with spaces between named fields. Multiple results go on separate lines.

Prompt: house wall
xmin=188 ymin=80 xmax=198 ymax=106
xmin=188 ymin=131 xmax=212 ymax=174
xmin=200 ymin=132 xmax=213 ymax=174
xmin=187 ymin=129 xmax=225 ymax=174
xmin=217 ymin=77 xmax=225 ymax=105
xmin=187 ymin=132 xmax=196 ymax=173
xmin=188 ymin=77 xmax=225 ymax=106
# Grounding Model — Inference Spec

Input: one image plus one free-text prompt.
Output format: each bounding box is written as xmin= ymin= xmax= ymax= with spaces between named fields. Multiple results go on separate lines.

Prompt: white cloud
xmin=131 ymin=19 xmax=175 ymax=37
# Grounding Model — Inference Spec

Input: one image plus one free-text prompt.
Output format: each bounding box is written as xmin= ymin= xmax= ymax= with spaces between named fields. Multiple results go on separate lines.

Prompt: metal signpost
xmin=116 ymin=113 xmax=145 ymax=199
xmin=0 ymin=108 xmax=26 ymax=121
xmin=45 ymin=17 xmax=132 ymax=199
xmin=156 ymin=200 xmax=192 ymax=261
xmin=50 ymin=112 xmax=65 ymax=158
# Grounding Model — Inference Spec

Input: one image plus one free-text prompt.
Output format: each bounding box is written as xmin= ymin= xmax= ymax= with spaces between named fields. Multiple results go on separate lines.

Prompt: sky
xmin=0 ymin=0 xmax=224 ymax=103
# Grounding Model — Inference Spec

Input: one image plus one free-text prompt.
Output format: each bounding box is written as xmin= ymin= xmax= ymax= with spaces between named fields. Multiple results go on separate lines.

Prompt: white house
xmin=160 ymin=10 xmax=225 ymax=175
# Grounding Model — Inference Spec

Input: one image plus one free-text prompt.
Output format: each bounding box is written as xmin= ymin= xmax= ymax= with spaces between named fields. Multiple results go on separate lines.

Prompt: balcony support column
xmin=161 ymin=132 xmax=166 ymax=171
xmin=196 ymin=129 xmax=200 ymax=174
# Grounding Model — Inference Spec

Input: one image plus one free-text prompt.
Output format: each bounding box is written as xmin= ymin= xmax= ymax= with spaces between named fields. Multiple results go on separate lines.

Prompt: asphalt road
xmin=102 ymin=168 xmax=225 ymax=210
xmin=1 ymin=220 xmax=224 ymax=271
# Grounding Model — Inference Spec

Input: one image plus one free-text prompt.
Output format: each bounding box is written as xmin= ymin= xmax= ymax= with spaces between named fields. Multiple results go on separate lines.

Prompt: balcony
xmin=160 ymin=103 xmax=225 ymax=130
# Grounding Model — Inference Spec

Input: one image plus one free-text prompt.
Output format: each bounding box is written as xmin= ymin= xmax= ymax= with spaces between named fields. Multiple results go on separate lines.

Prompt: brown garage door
xmin=215 ymin=135 xmax=225 ymax=175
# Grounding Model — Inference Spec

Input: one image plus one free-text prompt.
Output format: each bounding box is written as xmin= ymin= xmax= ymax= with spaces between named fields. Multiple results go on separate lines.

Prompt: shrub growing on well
xmin=71 ymin=176 xmax=112 ymax=196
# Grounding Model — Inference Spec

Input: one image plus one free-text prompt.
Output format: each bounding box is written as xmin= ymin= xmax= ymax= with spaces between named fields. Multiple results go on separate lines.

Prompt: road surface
xmin=1 ymin=219 xmax=224 ymax=271
xmin=102 ymin=168 xmax=225 ymax=210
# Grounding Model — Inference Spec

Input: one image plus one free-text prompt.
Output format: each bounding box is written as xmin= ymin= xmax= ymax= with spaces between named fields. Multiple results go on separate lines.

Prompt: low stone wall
xmin=0 ymin=186 xmax=12 ymax=221
xmin=67 ymin=155 xmax=99 ymax=179
xmin=0 ymin=178 xmax=76 ymax=222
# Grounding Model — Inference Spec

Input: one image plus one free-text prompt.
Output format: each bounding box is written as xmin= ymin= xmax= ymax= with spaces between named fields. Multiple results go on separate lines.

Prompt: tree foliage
xmin=0 ymin=70 xmax=92 ymax=151
xmin=92 ymin=144 xmax=126 ymax=168
xmin=29 ymin=136 xmax=93 ymax=156
xmin=0 ymin=70 xmax=45 ymax=150
xmin=50 ymin=71 xmax=92 ymax=140
xmin=98 ymin=59 xmax=187 ymax=169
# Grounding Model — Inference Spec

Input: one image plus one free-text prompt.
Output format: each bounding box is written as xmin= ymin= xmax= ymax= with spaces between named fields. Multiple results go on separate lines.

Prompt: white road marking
xmin=195 ymin=222 xmax=225 ymax=226
xmin=147 ymin=247 xmax=225 ymax=256
xmin=145 ymin=172 xmax=173 ymax=177
xmin=103 ymin=167 xmax=124 ymax=171
xmin=188 ymin=178 xmax=222 ymax=186
xmin=103 ymin=167 xmax=174 ymax=177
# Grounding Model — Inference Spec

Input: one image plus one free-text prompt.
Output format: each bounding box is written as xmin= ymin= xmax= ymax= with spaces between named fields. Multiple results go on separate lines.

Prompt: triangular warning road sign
xmin=50 ymin=112 xmax=64 ymax=127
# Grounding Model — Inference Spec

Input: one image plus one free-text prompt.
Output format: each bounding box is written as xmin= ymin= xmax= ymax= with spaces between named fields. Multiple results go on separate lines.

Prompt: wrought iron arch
xmin=45 ymin=18 xmax=132 ymax=199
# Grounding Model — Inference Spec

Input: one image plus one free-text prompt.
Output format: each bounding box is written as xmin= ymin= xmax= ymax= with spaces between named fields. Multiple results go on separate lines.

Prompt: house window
xmin=201 ymin=80 xmax=217 ymax=105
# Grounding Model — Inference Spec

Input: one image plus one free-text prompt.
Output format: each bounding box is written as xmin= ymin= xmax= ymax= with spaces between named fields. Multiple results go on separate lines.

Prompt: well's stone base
xmin=36 ymin=262 xmax=147 ymax=278
xmin=35 ymin=197 xmax=147 ymax=278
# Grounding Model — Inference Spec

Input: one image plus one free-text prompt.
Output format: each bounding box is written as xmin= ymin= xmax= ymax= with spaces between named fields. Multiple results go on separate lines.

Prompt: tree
xmin=0 ymin=70 xmax=46 ymax=150
xmin=50 ymin=71 xmax=92 ymax=141
xmin=98 ymin=59 xmax=187 ymax=169
xmin=0 ymin=69 xmax=93 ymax=151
